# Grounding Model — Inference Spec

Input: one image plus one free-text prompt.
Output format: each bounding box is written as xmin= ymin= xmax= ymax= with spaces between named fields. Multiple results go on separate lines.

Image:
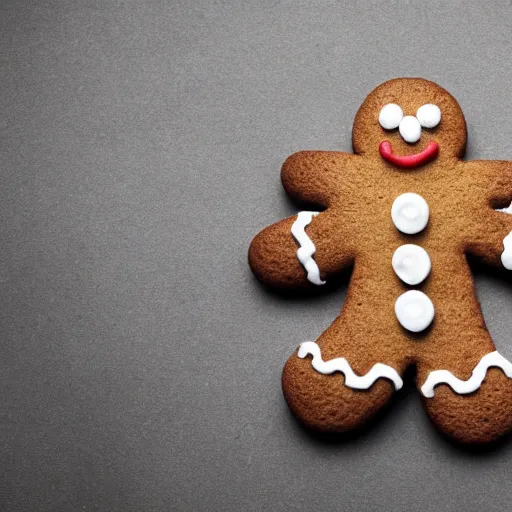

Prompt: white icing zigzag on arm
xmin=502 ymin=231 xmax=512 ymax=270
xmin=421 ymin=351 xmax=512 ymax=398
xmin=298 ymin=341 xmax=403 ymax=391
xmin=291 ymin=212 xmax=326 ymax=286
xmin=496 ymin=203 xmax=512 ymax=269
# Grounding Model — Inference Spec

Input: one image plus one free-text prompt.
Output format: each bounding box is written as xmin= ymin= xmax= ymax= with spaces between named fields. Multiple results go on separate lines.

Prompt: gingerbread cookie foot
xmin=282 ymin=345 xmax=402 ymax=433
xmin=421 ymin=368 xmax=512 ymax=444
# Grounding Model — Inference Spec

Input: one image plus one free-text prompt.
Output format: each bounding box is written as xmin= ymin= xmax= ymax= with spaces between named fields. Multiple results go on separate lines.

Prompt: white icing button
xmin=391 ymin=192 xmax=429 ymax=234
xmin=502 ymin=231 xmax=512 ymax=270
xmin=395 ymin=290 xmax=434 ymax=333
xmin=416 ymin=104 xmax=441 ymax=129
xmin=399 ymin=115 xmax=421 ymax=143
xmin=392 ymin=244 xmax=431 ymax=285
xmin=379 ymin=103 xmax=404 ymax=130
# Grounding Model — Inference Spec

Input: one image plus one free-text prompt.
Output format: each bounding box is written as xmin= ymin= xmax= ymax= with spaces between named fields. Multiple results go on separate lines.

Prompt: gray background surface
xmin=1 ymin=0 xmax=512 ymax=510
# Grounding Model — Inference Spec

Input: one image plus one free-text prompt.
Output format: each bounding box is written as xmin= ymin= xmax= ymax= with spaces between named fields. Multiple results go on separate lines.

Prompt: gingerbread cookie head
xmin=352 ymin=78 xmax=467 ymax=167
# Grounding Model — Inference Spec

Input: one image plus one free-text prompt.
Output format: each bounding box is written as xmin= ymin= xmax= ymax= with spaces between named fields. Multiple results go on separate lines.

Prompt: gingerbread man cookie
xmin=249 ymin=78 xmax=512 ymax=444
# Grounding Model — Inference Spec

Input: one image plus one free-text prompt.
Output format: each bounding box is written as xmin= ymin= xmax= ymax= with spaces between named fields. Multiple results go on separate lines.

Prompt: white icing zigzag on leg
xmin=291 ymin=212 xmax=326 ymax=286
xmin=421 ymin=351 xmax=512 ymax=398
xmin=298 ymin=341 xmax=403 ymax=391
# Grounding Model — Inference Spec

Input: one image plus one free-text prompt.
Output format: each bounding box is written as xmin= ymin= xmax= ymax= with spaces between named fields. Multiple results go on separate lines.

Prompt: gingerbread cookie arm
xmin=248 ymin=211 xmax=354 ymax=289
xmin=466 ymin=160 xmax=512 ymax=206
xmin=461 ymin=160 xmax=512 ymax=267
xmin=465 ymin=209 xmax=512 ymax=269
xmin=281 ymin=151 xmax=356 ymax=207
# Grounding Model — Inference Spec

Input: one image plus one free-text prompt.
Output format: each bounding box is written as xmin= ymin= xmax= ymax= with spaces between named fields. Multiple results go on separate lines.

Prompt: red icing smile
xmin=379 ymin=140 xmax=439 ymax=169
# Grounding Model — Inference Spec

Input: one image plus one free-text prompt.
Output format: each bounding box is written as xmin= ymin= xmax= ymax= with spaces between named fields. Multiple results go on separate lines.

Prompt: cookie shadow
xmin=251 ymin=265 xmax=353 ymax=304
xmin=428 ymin=423 xmax=512 ymax=457
xmin=467 ymin=255 xmax=512 ymax=287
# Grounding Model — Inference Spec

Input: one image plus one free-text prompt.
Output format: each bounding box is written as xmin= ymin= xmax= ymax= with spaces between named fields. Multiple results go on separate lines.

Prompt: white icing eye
xmin=379 ymin=103 xmax=403 ymax=130
xmin=416 ymin=104 xmax=441 ymax=128
xmin=399 ymin=115 xmax=421 ymax=143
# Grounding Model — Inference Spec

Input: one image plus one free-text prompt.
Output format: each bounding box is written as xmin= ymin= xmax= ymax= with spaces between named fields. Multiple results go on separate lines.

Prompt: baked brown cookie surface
xmin=249 ymin=78 xmax=512 ymax=444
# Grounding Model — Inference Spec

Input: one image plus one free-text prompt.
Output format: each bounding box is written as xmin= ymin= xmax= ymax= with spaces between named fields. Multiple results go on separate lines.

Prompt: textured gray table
xmin=1 ymin=1 xmax=512 ymax=510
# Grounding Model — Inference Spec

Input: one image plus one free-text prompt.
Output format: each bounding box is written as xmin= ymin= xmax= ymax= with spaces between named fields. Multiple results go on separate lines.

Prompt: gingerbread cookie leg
xmin=282 ymin=259 xmax=412 ymax=433
xmin=419 ymin=360 xmax=512 ymax=444
xmin=416 ymin=256 xmax=512 ymax=444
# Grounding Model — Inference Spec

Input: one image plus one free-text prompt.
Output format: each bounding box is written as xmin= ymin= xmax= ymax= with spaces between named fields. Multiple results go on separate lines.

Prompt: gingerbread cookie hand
xmin=463 ymin=160 xmax=512 ymax=268
xmin=466 ymin=209 xmax=512 ymax=269
xmin=249 ymin=78 xmax=512 ymax=444
xmin=249 ymin=210 xmax=354 ymax=289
